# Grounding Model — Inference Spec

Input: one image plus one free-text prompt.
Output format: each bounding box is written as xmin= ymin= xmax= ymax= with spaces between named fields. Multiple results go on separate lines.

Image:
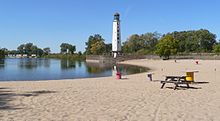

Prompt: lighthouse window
xmin=117 ymin=37 xmax=120 ymax=40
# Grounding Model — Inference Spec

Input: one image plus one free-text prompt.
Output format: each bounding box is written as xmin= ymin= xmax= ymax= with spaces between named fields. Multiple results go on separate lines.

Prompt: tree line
xmin=1 ymin=42 xmax=77 ymax=58
xmin=156 ymin=29 xmax=219 ymax=58
xmin=0 ymin=49 xmax=5 ymax=58
xmin=84 ymin=29 xmax=220 ymax=59
xmin=1 ymin=29 xmax=220 ymax=59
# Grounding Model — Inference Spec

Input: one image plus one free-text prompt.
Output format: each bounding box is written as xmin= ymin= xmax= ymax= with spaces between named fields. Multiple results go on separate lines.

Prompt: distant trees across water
xmin=1 ymin=43 xmax=51 ymax=58
xmin=60 ymin=43 xmax=76 ymax=54
xmin=0 ymin=49 xmax=5 ymax=58
xmin=1 ymin=29 xmax=220 ymax=59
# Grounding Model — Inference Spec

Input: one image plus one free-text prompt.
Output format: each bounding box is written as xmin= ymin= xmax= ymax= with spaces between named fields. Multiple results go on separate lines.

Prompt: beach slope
xmin=0 ymin=59 xmax=220 ymax=121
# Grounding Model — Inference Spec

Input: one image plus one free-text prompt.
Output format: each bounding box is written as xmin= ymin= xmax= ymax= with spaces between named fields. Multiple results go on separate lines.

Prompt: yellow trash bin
xmin=186 ymin=72 xmax=194 ymax=82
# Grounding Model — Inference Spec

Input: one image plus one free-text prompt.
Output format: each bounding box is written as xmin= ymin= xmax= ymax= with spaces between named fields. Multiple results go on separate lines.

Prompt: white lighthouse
xmin=112 ymin=13 xmax=121 ymax=58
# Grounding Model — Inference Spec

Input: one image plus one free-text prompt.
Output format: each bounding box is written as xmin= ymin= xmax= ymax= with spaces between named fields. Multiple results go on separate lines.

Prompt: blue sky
xmin=0 ymin=0 xmax=220 ymax=52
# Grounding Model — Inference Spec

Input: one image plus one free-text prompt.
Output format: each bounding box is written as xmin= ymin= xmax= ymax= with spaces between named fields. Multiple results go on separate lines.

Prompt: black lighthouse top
xmin=114 ymin=13 xmax=120 ymax=21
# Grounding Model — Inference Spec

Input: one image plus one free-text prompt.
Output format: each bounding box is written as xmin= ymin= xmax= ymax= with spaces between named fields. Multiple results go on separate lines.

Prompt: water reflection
xmin=18 ymin=58 xmax=50 ymax=69
xmin=17 ymin=59 xmax=77 ymax=70
xmin=0 ymin=59 xmax=5 ymax=69
xmin=0 ymin=58 xmax=149 ymax=81
xmin=117 ymin=64 xmax=147 ymax=75
xmin=86 ymin=62 xmax=149 ymax=75
xmin=18 ymin=59 xmax=38 ymax=69
xmin=60 ymin=59 xmax=76 ymax=70
xmin=112 ymin=64 xmax=148 ymax=76
xmin=112 ymin=65 xmax=117 ymax=76
xmin=86 ymin=62 xmax=111 ymax=73
xmin=43 ymin=59 xmax=50 ymax=68
xmin=78 ymin=61 xmax=82 ymax=68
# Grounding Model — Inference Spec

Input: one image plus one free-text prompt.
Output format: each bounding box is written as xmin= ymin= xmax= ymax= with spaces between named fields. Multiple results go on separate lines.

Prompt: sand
xmin=0 ymin=59 xmax=220 ymax=121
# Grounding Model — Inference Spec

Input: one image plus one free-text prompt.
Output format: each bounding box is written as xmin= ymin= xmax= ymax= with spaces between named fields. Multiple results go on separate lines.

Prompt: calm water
xmin=0 ymin=58 xmax=149 ymax=81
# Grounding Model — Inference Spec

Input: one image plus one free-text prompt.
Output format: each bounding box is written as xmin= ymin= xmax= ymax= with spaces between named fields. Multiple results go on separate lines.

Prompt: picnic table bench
xmin=161 ymin=76 xmax=190 ymax=90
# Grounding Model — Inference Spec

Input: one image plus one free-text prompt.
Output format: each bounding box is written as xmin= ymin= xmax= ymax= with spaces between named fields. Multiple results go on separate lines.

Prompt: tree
xmin=140 ymin=32 xmax=160 ymax=51
xmin=90 ymin=40 xmax=105 ymax=55
xmin=17 ymin=44 xmax=25 ymax=55
xmin=67 ymin=44 xmax=76 ymax=54
xmin=105 ymin=43 xmax=112 ymax=54
xmin=156 ymin=35 xmax=178 ymax=59
xmin=122 ymin=34 xmax=141 ymax=53
xmin=197 ymin=29 xmax=216 ymax=52
xmin=0 ymin=49 xmax=5 ymax=58
xmin=60 ymin=43 xmax=76 ymax=54
xmin=60 ymin=43 xmax=68 ymax=54
xmin=36 ymin=48 xmax=44 ymax=57
xmin=8 ymin=50 xmax=18 ymax=55
xmin=213 ymin=43 xmax=220 ymax=54
xmin=17 ymin=43 xmax=44 ymax=57
xmin=1 ymin=48 xmax=8 ymax=55
xmin=25 ymin=43 xmax=34 ymax=56
xmin=85 ymin=34 xmax=106 ymax=55
xmin=43 ymin=47 xmax=51 ymax=55
xmin=167 ymin=29 xmax=216 ymax=53
xmin=30 ymin=45 xmax=38 ymax=55
xmin=122 ymin=32 xmax=160 ymax=54
xmin=78 ymin=51 xmax=82 ymax=56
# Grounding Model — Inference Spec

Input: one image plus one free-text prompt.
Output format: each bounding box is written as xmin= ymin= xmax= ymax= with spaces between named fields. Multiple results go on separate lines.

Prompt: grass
xmin=43 ymin=54 xmax=86 ymax=60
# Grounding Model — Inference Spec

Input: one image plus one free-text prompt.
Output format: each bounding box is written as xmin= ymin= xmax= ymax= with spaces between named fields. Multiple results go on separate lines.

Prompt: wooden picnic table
xmin=161 ymin=76 xmax=190 ymax=90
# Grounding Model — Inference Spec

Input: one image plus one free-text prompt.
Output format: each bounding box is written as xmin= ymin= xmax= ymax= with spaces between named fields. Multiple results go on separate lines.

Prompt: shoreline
xmin=1 ymin=59 xmax=220 ymax=121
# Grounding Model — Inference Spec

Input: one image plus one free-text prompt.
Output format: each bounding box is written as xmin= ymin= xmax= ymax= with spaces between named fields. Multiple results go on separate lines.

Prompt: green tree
xmin=140 ymin=32 xmax=160 ymax=51
xmin=213 ymin=43 xmax=220 ymax=54
xmin=197 ymin=29 xmax=216 ymax=52
xmin=105 ymin=43 xmax=112 ymax=54
xmin=25 ymin=43 xmax=34 ymax=56
xmin=60 ymin=43 xmax=76 ymax=54
xmin=43 ymin=47 xmax=51 ymax=55
xmin=122 ymin=32 xmax=160 ymax=54
xmin=17 ymin=43 xmax=44 ymax=57
xmin=156 ymin=35 xmax=178 ymax=59
xmin=17 ymin=44 xmax=25 ymax=55
xmin=8 ymin=50 xmax=18 ymax=55
xmin=36 ymin=48 xmax=44 ymax=57
xmin=0 ymin=49 xmax=5 ymax=58
xmin=78 ymin=51 xmax=82 ymax=56
xmin=122 ymin=34 xmax=140 ymax=53
xmin=60 ymin=43 xmax=68 ymax=54
xmin=30 ymin=45 xmax=38 ymax=55
xmin=167 ymin=29 xmax=216 ymax=53
xmin=90 ymin=40 xmax=105 ymax=55
xmin=85 ymin=34 xmax=106 ymax=55
xmin=67 ymin=44 xmax=76 ymax=54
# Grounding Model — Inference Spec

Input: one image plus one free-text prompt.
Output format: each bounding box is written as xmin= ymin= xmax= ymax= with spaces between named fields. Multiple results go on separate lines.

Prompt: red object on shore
xmin=196 ymin=61 xmax=199 ymax=64
xmin=116 ymin=72 xmax=121 ymax=79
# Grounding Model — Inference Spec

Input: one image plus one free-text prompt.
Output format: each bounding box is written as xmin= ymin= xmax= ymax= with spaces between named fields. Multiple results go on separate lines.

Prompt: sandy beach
xmin=1 ymin=59 xmax=220 ymax=121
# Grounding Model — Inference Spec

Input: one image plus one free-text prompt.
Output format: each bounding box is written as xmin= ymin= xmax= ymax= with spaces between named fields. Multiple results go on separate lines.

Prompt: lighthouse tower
xmin=112 ymin=13 xmax=121 ymax=58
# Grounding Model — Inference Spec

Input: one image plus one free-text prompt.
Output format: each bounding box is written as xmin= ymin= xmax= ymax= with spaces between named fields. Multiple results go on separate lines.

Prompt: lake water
xmin=0 ymin=58 xmax=149 ymax=81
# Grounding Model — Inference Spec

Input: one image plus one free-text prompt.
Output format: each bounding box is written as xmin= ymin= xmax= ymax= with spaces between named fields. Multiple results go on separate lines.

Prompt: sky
xmin=0 ymin=0 xmax=220 ymax=53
